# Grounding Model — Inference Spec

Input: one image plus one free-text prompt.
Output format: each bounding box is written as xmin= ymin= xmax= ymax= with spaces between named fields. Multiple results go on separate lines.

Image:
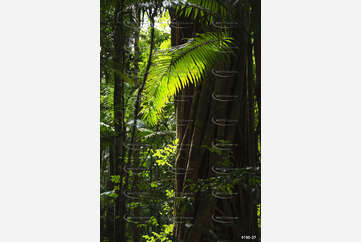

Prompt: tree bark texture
xmin=172 ymin=3 xmax=261 ymax=241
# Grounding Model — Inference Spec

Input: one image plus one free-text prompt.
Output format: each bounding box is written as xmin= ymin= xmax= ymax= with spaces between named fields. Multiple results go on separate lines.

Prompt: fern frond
xmin=174 ymin=0 xmax=227 ymax=23
xmin=141 ymin=32 xmax=233 ymax=125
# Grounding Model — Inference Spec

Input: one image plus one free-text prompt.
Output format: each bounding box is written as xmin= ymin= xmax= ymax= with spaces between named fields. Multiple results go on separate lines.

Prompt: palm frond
xmin=141 ymin=32 xmax=233 ymax=125
xmin=174 ymin=0 xmax=227 ymax=23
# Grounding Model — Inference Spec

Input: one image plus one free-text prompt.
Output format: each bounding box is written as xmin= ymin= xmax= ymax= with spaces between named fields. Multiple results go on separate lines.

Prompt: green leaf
xmin=141 ymin=32 xmax=233 ymax=125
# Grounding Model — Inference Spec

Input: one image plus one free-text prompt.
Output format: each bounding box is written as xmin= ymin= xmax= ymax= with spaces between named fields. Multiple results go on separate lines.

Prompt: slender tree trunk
xmin=107 ymin=145 xmax=115 ymax=242
xmin=125 ymin=7 xmax=158 ymax=242
xmin=133 ymin=4 xmax=141 ymax=86
xmin=130 ymin=5 xmax=142 ymax=242
xmin=113 ymin=1 xmax=127 ymax=241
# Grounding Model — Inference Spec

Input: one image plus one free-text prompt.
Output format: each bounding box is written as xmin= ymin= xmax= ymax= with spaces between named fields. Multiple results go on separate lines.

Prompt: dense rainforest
xmin=100 ymin=0 xmax=261 ymax=241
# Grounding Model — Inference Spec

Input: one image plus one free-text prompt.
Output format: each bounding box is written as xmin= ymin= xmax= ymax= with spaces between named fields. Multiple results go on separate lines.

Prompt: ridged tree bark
xmin=171 ymin=2 xmax=260 ymax=241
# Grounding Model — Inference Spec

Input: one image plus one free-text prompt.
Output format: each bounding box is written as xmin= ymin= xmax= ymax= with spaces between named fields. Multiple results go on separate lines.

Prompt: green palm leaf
xmin=175 ymin=0 xmax=227 ymax=22
xmin=141 ymin=32 xmax=233 ymax=125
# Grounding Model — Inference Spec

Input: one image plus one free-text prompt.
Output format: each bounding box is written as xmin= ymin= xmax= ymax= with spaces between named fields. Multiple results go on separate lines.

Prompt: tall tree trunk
xmin=113 ymin=0 xmax=127 ymax=241
xmin=171 ymin=3 xmax=260 ymax=241
xmin=130 ymin=5 xmax=142 ymax=242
